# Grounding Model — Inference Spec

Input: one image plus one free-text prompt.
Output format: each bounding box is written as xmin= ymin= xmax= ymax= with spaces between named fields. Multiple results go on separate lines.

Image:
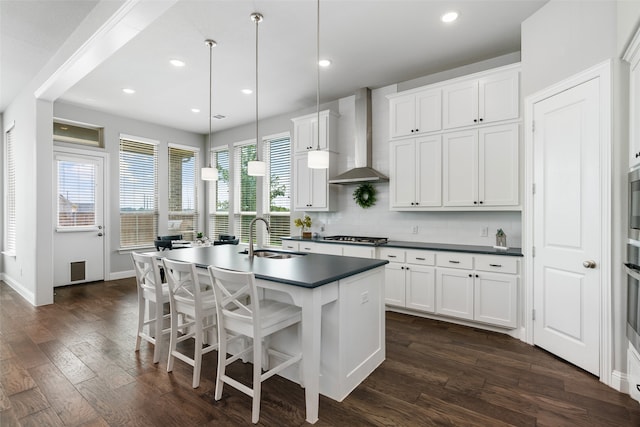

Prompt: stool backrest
xmin=208 ymin=266 xmax=260 ymax=334
xmin=131 ymin=252 xmax=164 ymax=300
xmin=162 ymin=258 xmax=208 ymax=314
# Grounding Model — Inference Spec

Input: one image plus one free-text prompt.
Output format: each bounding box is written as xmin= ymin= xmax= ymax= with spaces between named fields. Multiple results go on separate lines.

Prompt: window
xmin=57 ymin=157 xmax=97 ymax=228
xmin=4 ymin=124 xmax=15 ymax=254
xmin=168 ymin=144 xmax=198 ymax=240
xmin=263 ymin=134 xmax=291 ymax=247
xmin=233 ymin=142 xmax=257 ymax=243
xmin=53 ymin=120 xmax=104 ymax=147
xmin=119 ymin=137 xmax=158 ymax=248
xmin=208 ymin=147 xmax=229 ymax=240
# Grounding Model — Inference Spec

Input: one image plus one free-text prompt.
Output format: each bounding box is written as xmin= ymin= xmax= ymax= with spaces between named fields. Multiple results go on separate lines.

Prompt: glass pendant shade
xmin=201 ymin=166 xmax=218 ymax=181
xmin=248 ymin=160 xmax=266 ymax=176
xmin=308 ymin=149 xmax=329 ymax=169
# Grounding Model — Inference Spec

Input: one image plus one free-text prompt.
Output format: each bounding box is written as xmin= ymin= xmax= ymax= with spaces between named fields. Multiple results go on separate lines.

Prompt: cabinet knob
xmin=479 ymin=118 xmax=483 ymax=122
xmin=636 ymin=152 xmax=640 ymax=158
xmin=474 ymin=201 xmax=478 ymax=204
xmin=401 ymin=266 xmax=405 ymax=270
xmin=474 ymin=119 xmax=478 ymax=123
xmin=411 ymin=129 xmax=414 ymax=133
xmin=468 ymin=274 xmax=472 ymax=277
xmin=415 ymin=129 xmax=419 ymax=132
xmin=479 ymin=201 xmax=483 ymax=204
xmin=415 ymin=202 xmax=419 ymax=205
xmin=475 ymin=274 xmax=479 ymax=278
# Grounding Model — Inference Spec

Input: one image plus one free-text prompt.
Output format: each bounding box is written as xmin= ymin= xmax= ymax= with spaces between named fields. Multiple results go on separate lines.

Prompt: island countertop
xmin=154 ymin=244 xmax=388 ymax=288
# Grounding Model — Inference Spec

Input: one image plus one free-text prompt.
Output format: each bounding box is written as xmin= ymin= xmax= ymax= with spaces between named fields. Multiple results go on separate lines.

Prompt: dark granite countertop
xmin=152 ymin=245 xmax=388 ymax=289
xmin=282 ymin=236 xmax=523 ymax=257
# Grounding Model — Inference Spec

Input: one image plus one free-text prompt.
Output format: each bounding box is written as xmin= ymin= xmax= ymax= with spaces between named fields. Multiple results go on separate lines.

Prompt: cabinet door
xmin=630 ymin=60 xmax=640 ymax=168
xmin=442 ymin=79 xmax=478 ymax=129
xmin=293 ymin=155 xmax=311 ymax=210
xmin=443 ymin=130 xmax=478 ymax=206
xmin=389 ymin=93 xmax=417 ymax=138
xmin=416 ymin=135 xmax=442 ymax=207
xmin=406 ymin=265 xmax=435 ymax=313
xmin=384 ymin=263 xmax=406 ymax=307
xmin=282 ymin=241 xmax=300 ymax=252
xmin=436 ymin=268 xmax=474 ymax=320
xmin=343 ymin=245 xmax=375 ymax=259
xmin=309 ymin=167 xmax=328 ymax=210
xmin=294 ymin=118 xmax=315 ymax=152
xmin=478 ymin=70 xmax=519 ymax=124
xmin=415 ymin=89 xmax=442 ymax=134
xmin=390 ymin=140 xmax=417 ymax=208
xmin=479 ymin=124 xmax=519 ymax=206
xmin=474 ymin=272 xmax=517 ymax=328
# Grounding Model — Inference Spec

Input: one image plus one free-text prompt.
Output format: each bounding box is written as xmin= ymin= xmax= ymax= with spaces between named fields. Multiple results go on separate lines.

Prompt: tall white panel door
xmin=443 ymin=130 xmax=477 ymax=206
xmin=309 ymin=167 xmax=328 ymax=209
xmin=293 ymin=154 xmax=312 ymax=209
xmin=533 ymin=77 xmax=601 ymax=376
xmin=479 ymin=124 xmax=519 ymax=206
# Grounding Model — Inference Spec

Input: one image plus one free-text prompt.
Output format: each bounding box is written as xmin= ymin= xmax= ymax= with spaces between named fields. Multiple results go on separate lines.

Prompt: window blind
xmin=119 ymin=138 xmax=158 ymax=248
xmin=57 ymin=158 xmax=97 ymax=228
xmin=263 ymin=135 xmax=291 ymax=247
xmin=168 ymin=145 xmax=198 ymax=240
xmin=234 ymin=142 xmax=257 ymax=243
xmin=208 ymin=147 xmax=229 ymax=240
xmin=5 ymin=127 xmax=15 ymax=253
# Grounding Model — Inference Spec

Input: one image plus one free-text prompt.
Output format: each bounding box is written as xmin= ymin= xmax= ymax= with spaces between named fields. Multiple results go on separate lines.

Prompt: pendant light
xmin=201 ymin=39 xmax=219 ymax=181
xmin=248 ymin=12 xmax=266 ymax=177
xmin=308 ymin=0 xmax=329 ymax=169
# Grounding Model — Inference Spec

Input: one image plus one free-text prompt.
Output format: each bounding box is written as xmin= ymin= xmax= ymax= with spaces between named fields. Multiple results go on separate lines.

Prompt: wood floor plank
xmin=7 ymin=387 xmax=50 ymax=420
xmin=0 ymin=357 xmax=37 ymax=396
xmin=38 ymin=340 xmax=96 ymax=385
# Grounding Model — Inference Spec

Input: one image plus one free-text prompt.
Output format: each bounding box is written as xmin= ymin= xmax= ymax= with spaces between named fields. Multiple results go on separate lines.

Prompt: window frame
xmin=168 ymin=143 xmax=200 ymax=241
xmin=4 ymin=122 xmax=16 ymax=255
xmin=208 ymin=145 xmax=230 ymax=240
xmin=262 ymin=132 xmax=291 ymax=247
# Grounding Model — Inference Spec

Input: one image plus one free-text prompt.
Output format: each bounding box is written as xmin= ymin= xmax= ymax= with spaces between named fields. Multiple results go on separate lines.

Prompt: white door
xmin=532 ymin=77 xmax=601 ymax=376
xmin=416 ymin=135 xmax=442 ymax=207
xmin=390 ymin=139 xmax=417 ymax=208
xmin=53 ymin=151 xmax=105 ymax=286
xmin=443 ymin=130 xmax=478 ymax=206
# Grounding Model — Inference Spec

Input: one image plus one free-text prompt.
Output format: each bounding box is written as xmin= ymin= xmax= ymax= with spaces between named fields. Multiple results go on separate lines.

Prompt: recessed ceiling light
xmin=319 ymin=59 xmax=331 ymax=67
xmin=170 ymin=59 xmax=185 ymax=67
xmin=441 ymin=11 xmax=458 ymax=23
xmin=122 ymin=88 xmax=135 ymax=94
xmin=242 ymin=88 xmax=253 ymax=95
xmin=191 ymin=108 xmax=200 ymax=113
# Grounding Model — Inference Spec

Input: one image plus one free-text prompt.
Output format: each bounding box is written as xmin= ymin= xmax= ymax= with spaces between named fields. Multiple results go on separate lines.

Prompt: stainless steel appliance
xmin=630 ymin=169 xmax=640 ymax=240
xmin=323 ymin=235 xmax=388 ymax=245
xmin=626 ymin=243 xmax=640 ymax=353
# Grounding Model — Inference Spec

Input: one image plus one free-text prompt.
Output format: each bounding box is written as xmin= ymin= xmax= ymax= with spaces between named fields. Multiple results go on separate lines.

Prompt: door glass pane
xmin=57 ymin=160 xmax=96 ymax=227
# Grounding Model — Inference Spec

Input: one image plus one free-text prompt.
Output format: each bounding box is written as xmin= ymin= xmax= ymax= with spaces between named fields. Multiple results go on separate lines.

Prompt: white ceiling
xmin=1 ymin=0 xmax=547 ymax=134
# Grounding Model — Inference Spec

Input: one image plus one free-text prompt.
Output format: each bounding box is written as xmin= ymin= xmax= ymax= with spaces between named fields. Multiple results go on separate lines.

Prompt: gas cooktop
xmin=323 ymin=235 xmax=388 ymax=245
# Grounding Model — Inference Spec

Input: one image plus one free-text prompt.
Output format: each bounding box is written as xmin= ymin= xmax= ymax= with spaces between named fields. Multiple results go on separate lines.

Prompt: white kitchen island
xmin=159 ymin=245 xmax=387 ymax=424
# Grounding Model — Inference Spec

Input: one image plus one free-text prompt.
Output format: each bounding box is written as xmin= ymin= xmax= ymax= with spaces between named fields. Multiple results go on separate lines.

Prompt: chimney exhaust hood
xmin=328 ymin=88 xmax=388 ymax=185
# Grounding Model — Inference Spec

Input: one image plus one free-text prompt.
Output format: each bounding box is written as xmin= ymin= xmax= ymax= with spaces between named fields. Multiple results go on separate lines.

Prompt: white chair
xmin=162 ymin=258 xmax=218 ymax=388
xmin=131 ymin=252 xmax=171 ymax=364
xmin=208 ymin=266 xmax=303 ymax=424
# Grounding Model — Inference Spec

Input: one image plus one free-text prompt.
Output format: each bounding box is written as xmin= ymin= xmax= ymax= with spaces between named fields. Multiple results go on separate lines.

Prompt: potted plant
xmin=294 ymin=215 xmax=313 ymax=239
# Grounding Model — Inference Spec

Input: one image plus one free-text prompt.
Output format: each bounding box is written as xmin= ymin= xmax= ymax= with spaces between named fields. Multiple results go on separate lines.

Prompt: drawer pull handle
xmin=415 ymin=257 xmax=426 ymax=261
xmin=637 ymin=384 xmax=640 ymax=392
xmin=387 ymin=255 xmax=397 ymax=258
xmin=449 ymin=260 xmax=460 ymax=264
xmin=489 ymin=264 xmax=502 ymax=267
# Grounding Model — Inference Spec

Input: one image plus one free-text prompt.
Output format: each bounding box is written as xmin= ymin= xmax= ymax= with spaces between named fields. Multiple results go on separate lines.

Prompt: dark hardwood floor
xmin=1 ymin=278 xmax=639 ymax=426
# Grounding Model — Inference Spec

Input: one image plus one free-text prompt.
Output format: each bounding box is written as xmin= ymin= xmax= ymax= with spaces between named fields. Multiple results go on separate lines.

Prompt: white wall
xmin=521 ymin=0 xmax=640 ymax=382
xmin=53 ymin=102 xmax=205 ymax=276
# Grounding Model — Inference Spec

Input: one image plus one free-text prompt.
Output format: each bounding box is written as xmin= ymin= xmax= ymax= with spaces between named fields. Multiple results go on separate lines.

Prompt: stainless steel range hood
xmin=328 ymin=88 xmax=388 ymax=185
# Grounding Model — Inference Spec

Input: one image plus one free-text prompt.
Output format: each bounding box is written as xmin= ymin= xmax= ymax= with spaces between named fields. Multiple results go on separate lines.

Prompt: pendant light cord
xmin=253 ymin=13 xmax=262 ymax=162
xmin=208 ymin=40 xmax=213 ymax=168
xmin=315 ymin=0 xmax=321 ymax=151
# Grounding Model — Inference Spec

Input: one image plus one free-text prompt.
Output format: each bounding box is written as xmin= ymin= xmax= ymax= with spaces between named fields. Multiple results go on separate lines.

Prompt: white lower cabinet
xmin=379 ymin=248 xmax=436 ymax=313
xmin=629 ymin=344 xmax=640 ymax=403
xmin=435 ymin=253 xmax=518 ymax=328
xmin=296 ymin=242 xmax=375 ymax=258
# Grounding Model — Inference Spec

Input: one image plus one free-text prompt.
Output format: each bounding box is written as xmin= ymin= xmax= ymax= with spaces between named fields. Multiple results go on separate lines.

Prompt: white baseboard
xmin=1 ymin=273 xmax=35 ymax=305
xmin=109 ymin=270 xmax=135 ymax=281
xmin=611 ymin=369 xmax=627 ymax=394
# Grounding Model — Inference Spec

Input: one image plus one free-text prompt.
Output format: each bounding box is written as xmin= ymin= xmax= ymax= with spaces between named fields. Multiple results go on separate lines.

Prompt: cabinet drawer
xmin=378 ymin=247 xmax=406 ymax=263
xmin=282 ymin=241 xmax=299 ymax=252
xmin=406 ymin=250 xmax=435 ymax=266
xmin=475 ymin=256 xmax=518 ymax=274
xmin=436 ymin=252 xmax=474 ymax=270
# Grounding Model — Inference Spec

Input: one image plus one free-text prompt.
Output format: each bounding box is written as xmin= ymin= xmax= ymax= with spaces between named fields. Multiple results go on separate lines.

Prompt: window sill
xmin=117 ymin=245 xmax=155 ymax=255
xmin=2 ymin=251 xmax=16 ymax=258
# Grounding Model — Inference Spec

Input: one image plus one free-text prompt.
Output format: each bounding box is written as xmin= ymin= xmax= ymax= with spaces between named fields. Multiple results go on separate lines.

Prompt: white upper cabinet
xmin=292 ymin=110 xmax=338 ymax=153
xmin=390 ymin=135 xmax=442 ymax=209
xmin=293 ymin=153 xmax=332 ymax=211
xmin=624 ymin=26 xmax=640 ymax=168
xmin=443 ymin=70 xmax=519 ymax=130
xmin=443 ymin=124 xmax=519 ymax=207
xmin=389 ymin=88 xmax=441 ymax=139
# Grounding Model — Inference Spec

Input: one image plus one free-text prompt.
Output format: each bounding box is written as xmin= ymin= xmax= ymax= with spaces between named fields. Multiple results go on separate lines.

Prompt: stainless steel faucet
xmin=248 ymin=217 xmax=270 ymax=258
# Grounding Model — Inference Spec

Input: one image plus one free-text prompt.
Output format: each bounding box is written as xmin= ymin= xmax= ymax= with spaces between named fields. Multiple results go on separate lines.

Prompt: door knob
xmin=98 ymin=233 xmax=103 ymax=237
xmin=583 ymin=260 xmax=596 ymax=269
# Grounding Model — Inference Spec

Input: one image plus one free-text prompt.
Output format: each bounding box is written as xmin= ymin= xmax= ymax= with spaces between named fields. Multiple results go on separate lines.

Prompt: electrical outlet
xmin=412 ymin=225 xmax=418 ymax=234
xmin=481 ymin=226 xmax=489 ymax=237
xmin=361 ymin=291 xmax=369 ymax=304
